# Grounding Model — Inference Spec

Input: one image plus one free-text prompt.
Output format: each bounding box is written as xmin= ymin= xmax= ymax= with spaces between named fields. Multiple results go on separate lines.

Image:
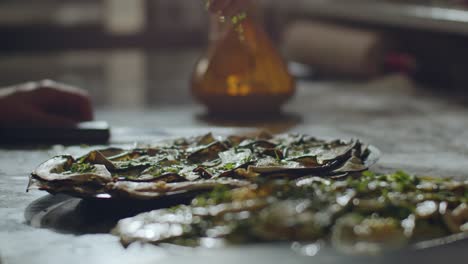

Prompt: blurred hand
xmin=208 ymin=0 xmax=249 ymax=17
xmin=0 ymin=80 xmax=94 ymax=128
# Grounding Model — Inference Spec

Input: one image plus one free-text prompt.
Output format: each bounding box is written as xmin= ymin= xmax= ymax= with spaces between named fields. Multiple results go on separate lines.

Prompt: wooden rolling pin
xmin=283 ymin=20 xmax=391 ymax=78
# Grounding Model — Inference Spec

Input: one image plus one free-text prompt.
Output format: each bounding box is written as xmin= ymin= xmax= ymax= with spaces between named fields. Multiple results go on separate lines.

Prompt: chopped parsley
xmin=204 ymin=0 xmax=248 ymax=40
xmin=69 ymin=163 xmax=96 ymax=174
xmin=192 ymin=185 xmax=232 ymax=206
xmin=223 ymin=163 xmax=236 ymax=170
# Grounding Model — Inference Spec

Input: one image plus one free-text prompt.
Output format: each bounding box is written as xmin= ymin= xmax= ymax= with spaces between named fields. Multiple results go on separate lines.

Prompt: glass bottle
xmin=191 ymin=2 xmax=295 ymax=117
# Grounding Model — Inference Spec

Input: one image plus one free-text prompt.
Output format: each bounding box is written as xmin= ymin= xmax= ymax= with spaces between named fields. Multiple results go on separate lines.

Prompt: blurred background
xmin=1 ymin=0 xmax=468 ymax=108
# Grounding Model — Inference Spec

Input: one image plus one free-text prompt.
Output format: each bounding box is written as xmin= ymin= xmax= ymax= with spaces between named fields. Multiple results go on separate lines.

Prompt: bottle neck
xmin=208 ymin=1 xmax=259 ymax=41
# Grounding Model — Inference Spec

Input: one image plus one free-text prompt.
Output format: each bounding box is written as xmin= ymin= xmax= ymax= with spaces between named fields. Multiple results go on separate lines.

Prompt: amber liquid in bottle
xmin=192 ymin=14 xmax=295 ymax=116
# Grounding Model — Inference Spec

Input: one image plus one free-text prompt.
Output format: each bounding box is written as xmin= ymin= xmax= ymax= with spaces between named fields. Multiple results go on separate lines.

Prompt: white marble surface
xmin=2 ymin=74 xmax=468 ymax=263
